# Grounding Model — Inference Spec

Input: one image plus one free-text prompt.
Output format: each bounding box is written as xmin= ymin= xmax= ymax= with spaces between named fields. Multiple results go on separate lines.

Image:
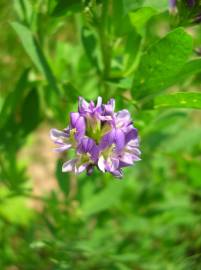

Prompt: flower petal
xmin=54 ymin=144 xmax=72 ymax=152
xmin=114 ymin=129 xmax=125 ymax=152
xmin=120 ymin=152 xmax=135 ymax=165
xmin=76 ymin=163 xmax=88 ymax=174
xmin=98 ymin=155 xmax=105 ymax=172
xmin=50 ymin=128 xmax=68 ymax=141
xmin=104 ymin=98 xmax=115 ymax=114
xmin=125 ymin=128 xmax=138 ymax=144
xmin=112 ymin=169 xmax=123 ymax=178
xmin=78 ymin=96 xmax=89 ymax=113
xmin=99 ymin=130 xmax=115 ymax=150
xmin=75 ymin=117 xmax=86 ymax=137
xmin=126 ymin=139 xmax=139 ymax=150
xmin=96 ymin=96 xmax=102 ymax=108
xmin=106 ymin=157 xmax=119 ymax=172
xmin=90 ymin=144 xmax=99 ymax=161
xmin=62 ymin=159 xmax=77 ymax=172
xmin=70 ymin=112 xmax=80 ymax=127
xmin=115 ymin=110 xmax=131 ymax=128
xmin=78 ymin=137 xmax=95 ymax=153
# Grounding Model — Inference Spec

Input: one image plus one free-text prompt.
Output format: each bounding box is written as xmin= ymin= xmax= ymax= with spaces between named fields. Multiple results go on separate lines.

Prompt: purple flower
xmin=62 ymin=137 xmax=99 ymax=175
xmin=98 ymin=126 xmax=140 ymax=178
xmin=50 ymin=128 xmax=72 ymax=152
xmin=70 ymin=112 xmax=86 ymax=140
xmin=50 ymin=97 xmax=141 ymax=178
xmin=50 ymin=112 xmax=85 ymax=152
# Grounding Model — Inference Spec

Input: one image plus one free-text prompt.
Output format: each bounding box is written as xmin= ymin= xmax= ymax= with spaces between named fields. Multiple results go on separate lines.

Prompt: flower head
xmin=50 ymin=97 xmax=141 ymax=178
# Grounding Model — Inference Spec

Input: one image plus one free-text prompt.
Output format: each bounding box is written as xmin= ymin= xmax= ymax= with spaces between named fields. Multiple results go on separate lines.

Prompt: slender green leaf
xmin=81 ymin=27 xmax=100 ymax=71
xmin=124 ymin=30 xmax=141 ymax=73
xmin=154 ymin=92 xmax=201 ymax=110
xmin=0 ymin=69 xmax=29 ymax=128
xmin=11 ymin=22 xmax=59 ymax=93
xmin=14 ymin=0 xmax=33 ymax=24
xmin=21 ymin=88 xmax=41 ymax=135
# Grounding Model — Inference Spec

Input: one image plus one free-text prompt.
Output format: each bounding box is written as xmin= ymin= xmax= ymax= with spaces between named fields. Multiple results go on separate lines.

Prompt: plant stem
xmin=98 ymin=0 xmax=111 ymax=99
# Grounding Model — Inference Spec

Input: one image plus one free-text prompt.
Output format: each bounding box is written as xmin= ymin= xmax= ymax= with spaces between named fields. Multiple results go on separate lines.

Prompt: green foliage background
xmin=0 ymin=0 xmax=201 ymax=269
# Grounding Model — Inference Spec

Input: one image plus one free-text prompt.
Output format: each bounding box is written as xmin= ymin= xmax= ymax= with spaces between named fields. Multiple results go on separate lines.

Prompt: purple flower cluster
xmin=50 ymin=97 xmax=140 ymax=178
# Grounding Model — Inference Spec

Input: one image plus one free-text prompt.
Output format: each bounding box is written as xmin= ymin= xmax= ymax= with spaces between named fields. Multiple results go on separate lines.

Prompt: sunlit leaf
xmin=129 ymin=7 xmax=156 ymax=34
xmin=154 ymin=92 xmax=201 ymax=110
xmin=132 ymin=28 xmax=193 ymax=99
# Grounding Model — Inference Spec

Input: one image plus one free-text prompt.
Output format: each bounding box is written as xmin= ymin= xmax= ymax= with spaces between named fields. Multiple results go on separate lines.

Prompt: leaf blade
xmin=132 ymin=28 xmax=193 ymax=99
xmin=11 ymin=22 xmax=59 ymax=93
xmin=154 ymin=92 xmax=201 ymax=110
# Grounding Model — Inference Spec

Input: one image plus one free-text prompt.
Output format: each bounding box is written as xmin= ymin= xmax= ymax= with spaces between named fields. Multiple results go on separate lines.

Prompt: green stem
xmin=98 ymin=0 xmax=111 ymax=99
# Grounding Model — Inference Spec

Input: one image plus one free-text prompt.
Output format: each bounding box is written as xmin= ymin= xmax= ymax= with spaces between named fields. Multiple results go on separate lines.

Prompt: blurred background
xmin=0 ymin=0 xmax=201 ymax=269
